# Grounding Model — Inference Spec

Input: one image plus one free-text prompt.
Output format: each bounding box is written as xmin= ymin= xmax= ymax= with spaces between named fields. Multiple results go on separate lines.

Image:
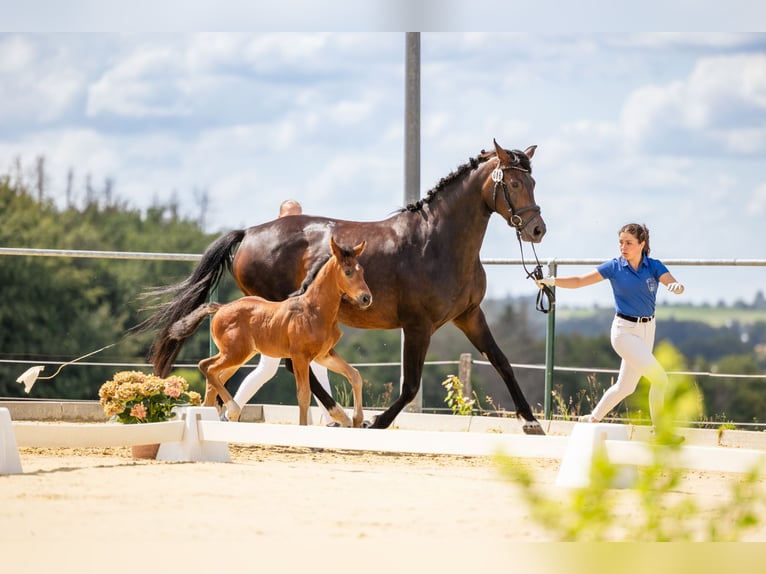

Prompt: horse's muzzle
xmin=523 ymin=217 xmax=546 ymax=243
xmin=356 ymin=293 xmax=373 ymax=309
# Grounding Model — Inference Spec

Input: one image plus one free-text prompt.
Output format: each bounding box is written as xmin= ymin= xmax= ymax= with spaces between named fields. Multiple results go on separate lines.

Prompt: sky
xmin=1 ymin=25 xmax=765 ymax=308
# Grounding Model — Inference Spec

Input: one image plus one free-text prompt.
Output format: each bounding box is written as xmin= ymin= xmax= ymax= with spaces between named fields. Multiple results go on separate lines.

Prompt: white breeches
xmin=590 ymin=316 xmax=668 ymax=425
xmin=232 ymin=355 xmax=334 ymax=423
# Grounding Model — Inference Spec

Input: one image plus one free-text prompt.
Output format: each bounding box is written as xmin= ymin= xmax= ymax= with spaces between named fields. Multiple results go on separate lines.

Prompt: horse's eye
xmin=345 ymin=269 xmax=352 ymax=277
xmin=510 ymin=181 xmax=522 ymax=190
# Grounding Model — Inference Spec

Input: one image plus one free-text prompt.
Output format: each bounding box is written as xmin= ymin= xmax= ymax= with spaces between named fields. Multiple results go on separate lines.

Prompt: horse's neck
xmin=301 ymin=258 xmax=343 ymax=315
xmin=425 ymin=166 xmax=492 ymax=253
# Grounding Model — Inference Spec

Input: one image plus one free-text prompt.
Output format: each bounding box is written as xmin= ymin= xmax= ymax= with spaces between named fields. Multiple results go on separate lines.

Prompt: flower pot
xmin=131 ymin=443 xmax=160 ymax=460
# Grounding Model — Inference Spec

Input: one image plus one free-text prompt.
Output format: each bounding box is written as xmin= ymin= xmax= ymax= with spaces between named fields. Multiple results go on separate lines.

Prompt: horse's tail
xmin=140 ymin=229 xmax=246 ymax=377
xmin=168 ymin=302 xmax=221 ymax=340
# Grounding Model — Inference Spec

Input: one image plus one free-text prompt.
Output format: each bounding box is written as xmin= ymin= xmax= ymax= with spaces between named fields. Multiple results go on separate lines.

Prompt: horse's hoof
xmin=522 ymin=421 xmax=546 ymax=435
xmin=326 ymin=421 xmax=341 ymax=428
xmin=361 ymin=420 xmax=373 ymax=429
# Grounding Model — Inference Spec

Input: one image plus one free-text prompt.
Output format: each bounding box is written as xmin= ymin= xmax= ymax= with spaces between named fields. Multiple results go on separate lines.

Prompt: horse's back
xmin=233 ymin=214 xmax=404 ymax=300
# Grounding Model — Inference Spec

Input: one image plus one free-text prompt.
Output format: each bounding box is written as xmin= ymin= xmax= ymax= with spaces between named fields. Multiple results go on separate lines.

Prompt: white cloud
xmin=87 ymin=43 xmax=191 ymax=118
xmin=622 ymin=53 xmax=766 ymax=155
xmin=0 ymin=34 xmax=35 ymax=72
xmin=0 ymin=35 xmax=83 ymax=124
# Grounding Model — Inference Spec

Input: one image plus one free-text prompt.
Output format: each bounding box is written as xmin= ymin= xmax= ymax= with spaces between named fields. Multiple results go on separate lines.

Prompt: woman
xmin=536 ymin=223 xmax=685 ymax=430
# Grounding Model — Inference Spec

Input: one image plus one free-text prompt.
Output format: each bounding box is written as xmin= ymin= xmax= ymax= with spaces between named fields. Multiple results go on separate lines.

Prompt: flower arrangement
xmin=99 ymin=370 xmax=201 ymax=424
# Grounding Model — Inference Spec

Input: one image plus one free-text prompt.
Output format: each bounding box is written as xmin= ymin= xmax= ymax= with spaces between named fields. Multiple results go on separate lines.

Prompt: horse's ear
xmin=523 ymin=145 xmax=537 ymax=160
xmin=353 ymin=240 xmax=366 ymax=257
xmin=493 ymin=139 xmax=511 ymax=165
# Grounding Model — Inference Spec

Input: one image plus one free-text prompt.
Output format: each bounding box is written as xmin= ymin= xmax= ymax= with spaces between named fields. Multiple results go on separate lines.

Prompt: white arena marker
xmin=156 ymin=406 xmax=231 ymax=463
xmin=197 ymin=419 xmax=570 ymax=459
xmin=556 ymin=422 xmax=637 ymax=489
xmin=0 ymin=407 xmax=23 ymax=475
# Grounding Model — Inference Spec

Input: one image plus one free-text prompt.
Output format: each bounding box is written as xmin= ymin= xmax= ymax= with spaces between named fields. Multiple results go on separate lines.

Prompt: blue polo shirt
xmin=597 ymin=256 xmax=669 ymax=317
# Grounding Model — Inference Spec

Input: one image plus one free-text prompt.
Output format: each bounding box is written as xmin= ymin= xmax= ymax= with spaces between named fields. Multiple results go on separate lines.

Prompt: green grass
xmin=556 ymin=305 xmax=766 ymax=327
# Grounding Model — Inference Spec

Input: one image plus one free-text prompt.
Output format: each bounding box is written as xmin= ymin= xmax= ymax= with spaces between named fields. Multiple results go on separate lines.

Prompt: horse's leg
xmin=452 ymin=306 xmax=545 ymax=435
xmin=291 ymin=358 xmax=312 ymax=426
xmin=315 ymin=351 xmax=361 ymax=427
xmin=369 ymin=325 xmax=431 ymax=429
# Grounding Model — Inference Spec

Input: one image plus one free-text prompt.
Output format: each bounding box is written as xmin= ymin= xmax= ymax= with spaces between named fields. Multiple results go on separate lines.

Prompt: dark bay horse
xmin=167 ymin=237 xmax=371 ymax=427
xmin=147 ymin=139 xmax=547 ymax=434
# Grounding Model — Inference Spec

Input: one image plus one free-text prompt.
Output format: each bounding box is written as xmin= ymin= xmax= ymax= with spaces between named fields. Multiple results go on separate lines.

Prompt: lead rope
xmin=516 ymin=229 xmax=555 ymax=314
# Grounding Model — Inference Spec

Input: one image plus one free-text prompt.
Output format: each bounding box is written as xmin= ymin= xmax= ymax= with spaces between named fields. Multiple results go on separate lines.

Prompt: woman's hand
xmin=667 ymin=282 xmax=685 ymax=294
xmin=535 ymin=276 xmax=556 ymax=288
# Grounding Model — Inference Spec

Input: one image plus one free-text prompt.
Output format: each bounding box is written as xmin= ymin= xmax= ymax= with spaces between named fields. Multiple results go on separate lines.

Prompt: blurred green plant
xmin=496 ymin=340 xmax=765 ymax=541
xmin=441 ymin=374 xmax=475 ymax=416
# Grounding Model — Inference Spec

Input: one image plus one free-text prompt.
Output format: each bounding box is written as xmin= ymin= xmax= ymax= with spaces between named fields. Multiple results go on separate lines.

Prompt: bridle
xmin=490 ymin=161 xmax=540 ymax=233
xmin=490 ymin=159 xmax=554 ymax=314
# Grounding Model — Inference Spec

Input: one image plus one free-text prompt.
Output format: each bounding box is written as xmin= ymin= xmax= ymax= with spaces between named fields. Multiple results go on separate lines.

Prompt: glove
xmin=667 ymin=282 xmax=684 ymax=294
xmin=535 ymin=276 xmax=556 ymax=288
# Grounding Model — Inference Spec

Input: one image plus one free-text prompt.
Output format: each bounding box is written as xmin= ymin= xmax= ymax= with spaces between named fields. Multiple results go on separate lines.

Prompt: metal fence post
xmin=458 ymin=353 xmax=472 ymax=399
xmin=543 ymin=261 xmax=557 ymax=420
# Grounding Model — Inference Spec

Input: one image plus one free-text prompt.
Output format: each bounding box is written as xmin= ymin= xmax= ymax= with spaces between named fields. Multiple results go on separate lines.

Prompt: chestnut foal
xmin=168 ymin=237 xmax=372 ymax=426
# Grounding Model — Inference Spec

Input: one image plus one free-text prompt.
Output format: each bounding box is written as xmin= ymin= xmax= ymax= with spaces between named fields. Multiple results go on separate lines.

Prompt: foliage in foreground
xmin=497 ymin=342 xmax=766 ymax=541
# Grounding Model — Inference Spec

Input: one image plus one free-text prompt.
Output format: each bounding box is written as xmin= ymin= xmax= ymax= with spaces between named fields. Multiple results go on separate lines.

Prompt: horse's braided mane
xmin=401 ymin=148 xmax=531 ymax=213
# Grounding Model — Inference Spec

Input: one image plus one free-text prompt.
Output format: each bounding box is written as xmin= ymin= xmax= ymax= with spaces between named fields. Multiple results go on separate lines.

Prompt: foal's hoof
xmin=326 ymin=421 xmax=341 ymax=428
xmin=522 ymin=420 xmax=546 ymax=435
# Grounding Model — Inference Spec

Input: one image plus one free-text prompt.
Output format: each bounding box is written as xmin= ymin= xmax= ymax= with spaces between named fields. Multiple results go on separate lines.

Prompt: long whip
xmin=15 ymin=342 xmax=119 ymax=393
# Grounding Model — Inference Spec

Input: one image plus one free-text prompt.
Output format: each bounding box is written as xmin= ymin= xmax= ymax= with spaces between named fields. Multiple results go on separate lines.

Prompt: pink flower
xmin=163 ymin=378 xmax=183 ymax=398
xmin=130 ymin=403 xmax=147 ymax=420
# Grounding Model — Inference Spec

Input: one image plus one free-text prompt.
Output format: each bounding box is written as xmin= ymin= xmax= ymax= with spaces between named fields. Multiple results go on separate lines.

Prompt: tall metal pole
xmin=402 ymin=32 xmax=421 ymax=412
xmin=405 ymin=32 xmax=420 ymax=207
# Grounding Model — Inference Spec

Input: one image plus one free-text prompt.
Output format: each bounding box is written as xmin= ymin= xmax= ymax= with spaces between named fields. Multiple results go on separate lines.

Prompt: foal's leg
xmin=291 ymin=358 xmax=313 ymax=426
xmin=317 ymin=349 xmax=365 ymax=428
xmin=286 ymin=359 xmax=338 ymax=426
xmin=199 ymin=356 xmax=249 ymax=422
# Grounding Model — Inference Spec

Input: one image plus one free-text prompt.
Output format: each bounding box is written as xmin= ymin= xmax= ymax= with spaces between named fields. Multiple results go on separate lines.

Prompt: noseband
xmin=490 ymin=163 xmax=541 ymax=231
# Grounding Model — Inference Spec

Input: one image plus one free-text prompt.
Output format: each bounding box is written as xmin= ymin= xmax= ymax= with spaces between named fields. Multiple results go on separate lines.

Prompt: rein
xmin=515 ymin=231 xmax=555 ymax=314
xmin=490 ymin=163 xmax=554 ymax=314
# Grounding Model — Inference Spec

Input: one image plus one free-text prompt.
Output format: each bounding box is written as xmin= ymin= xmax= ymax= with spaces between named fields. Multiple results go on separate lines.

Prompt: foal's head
xmin=330 ymin=236 xmax=372 ymax=309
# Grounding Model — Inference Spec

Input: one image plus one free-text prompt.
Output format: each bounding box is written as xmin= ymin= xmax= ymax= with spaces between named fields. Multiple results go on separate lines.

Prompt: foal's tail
xmin=168 ymin=302 xmax=221 ymax=340
xmin=139 ymin=229 xmax=246 ymax=377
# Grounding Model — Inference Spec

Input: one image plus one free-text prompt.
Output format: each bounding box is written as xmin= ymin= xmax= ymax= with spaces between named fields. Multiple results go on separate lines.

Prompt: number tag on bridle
xmin=491 ymin=168 xmax=504 ymax=183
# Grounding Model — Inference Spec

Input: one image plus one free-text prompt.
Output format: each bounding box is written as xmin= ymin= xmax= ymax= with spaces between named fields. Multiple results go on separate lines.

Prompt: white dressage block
xmin=156 ymin=407 xmax=230 ymax=463
xmin=556 ymin=422 xmax=638 ymax=489
xmin=13 ymin=419 xmax=185 ymax=447
xmin=0 ymin=408 xmax=23 ymax=475
xmin=197 ymin=416 xmax=570 ymax=459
